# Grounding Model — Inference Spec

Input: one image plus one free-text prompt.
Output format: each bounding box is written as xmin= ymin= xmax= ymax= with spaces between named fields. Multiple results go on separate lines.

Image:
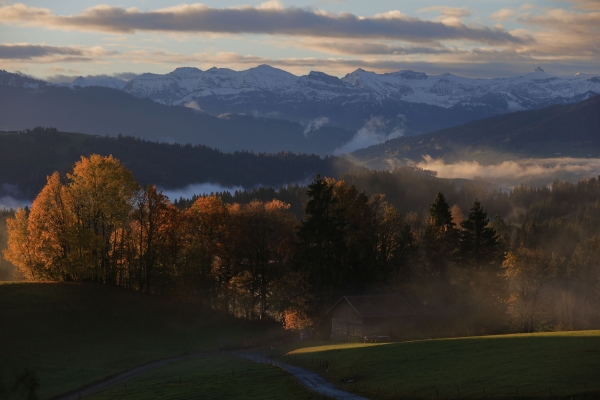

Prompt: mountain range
xmin=351 ymin=94 xmax=600 ymax=169
xmin=75 ymin=65 xmax=600 ymax=135
xmin=0 ymin=70 xmax=353 ymax=155
xmin=1 ymin=66 xmax=599 ymax=156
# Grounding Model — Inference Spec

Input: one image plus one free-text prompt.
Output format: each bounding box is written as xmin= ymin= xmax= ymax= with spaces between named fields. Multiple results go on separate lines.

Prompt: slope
xmin=0 ymin=282 xmax=287 ymax=399
xmin=274 ymin=332 xmax=600 ymax=398
xmin=0 ymin=128 xmax=357 ymax=200
xmin=0 ymin=71 xmax=354 ymax=155
xmin=352 ymin=95 xmax=600 ymax=168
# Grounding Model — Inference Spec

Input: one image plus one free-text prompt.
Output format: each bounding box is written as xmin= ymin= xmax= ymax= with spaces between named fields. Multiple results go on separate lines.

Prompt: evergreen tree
xmin=429 ymin=192 xmax=454 ymax=229
xmin=296 ymin=175 xmax=345 ymax=300
xmin=460 ymin=199 xmax=499 ymax=269
xmin=422 ymin=192 xmax=459 ymax=277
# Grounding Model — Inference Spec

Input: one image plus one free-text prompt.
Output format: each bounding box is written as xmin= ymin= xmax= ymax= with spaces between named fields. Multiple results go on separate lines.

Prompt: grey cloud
xmin=418 ymin=6 xmax=472 ymax=19
xmin=307 ymin=40 xmax=459 ymax=55
xmin=45 ymin=73 xmax=136 ymax=84
xmin=112 ymin=72 xmax=139 ymax=80
xmin=566 ymin=0 xmax=600 ymax=10
xmin=0 ymin=44 xmax=85 ymax=60
xmin=0 ymin=4 xmax=526 ymax=45
xmin=0 ymin=44 xmax=118 ymax=63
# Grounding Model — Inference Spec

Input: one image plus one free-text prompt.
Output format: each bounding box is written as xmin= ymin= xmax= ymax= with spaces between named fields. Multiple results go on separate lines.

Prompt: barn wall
xmin=331 ymin=301 xmax=363 ymax=340
xmin=364 ymin=316 xmax=415 ymax=338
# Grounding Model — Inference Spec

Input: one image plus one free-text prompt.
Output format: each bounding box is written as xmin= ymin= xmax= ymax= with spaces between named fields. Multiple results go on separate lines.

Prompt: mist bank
xmin=159 ymin=183 xmax=245 ymax=202
xmin=351 ymin=95 xmax=600 ymax=169
xmin=417 ymin=156 xmax=600 ymax=188
xmin=0 ymin=196 xmax=30 ymax=210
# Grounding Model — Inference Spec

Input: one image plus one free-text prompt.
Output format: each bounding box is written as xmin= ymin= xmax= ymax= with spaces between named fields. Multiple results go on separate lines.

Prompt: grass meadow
xmin=272 ymin=331 xmax=600 ymax=398
xmin=86 ymin=354 xmax=318 ymax=400
xmin=0 ymin=282 xmax=286 ymax=399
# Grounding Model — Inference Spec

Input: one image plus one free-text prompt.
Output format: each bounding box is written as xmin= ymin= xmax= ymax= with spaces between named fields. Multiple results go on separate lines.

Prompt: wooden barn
xmin=327 ymin=294 xmax=416 ymax=341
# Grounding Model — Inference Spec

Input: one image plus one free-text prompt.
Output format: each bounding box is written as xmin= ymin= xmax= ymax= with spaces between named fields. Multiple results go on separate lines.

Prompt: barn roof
xmin=328 ymin=294 xmax=416 ymax=319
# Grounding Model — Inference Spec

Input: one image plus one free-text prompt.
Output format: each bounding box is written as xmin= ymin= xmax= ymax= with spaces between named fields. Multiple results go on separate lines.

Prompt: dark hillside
xmin=0 ymin=70 xmax=354 ymax=155
xmin=353 ymin=95 xmax=600 ymax=167
xmin=0 ymin=282 xmax=284 ymax=398
xmin=0 ymin=128 xmax=358 ymax=199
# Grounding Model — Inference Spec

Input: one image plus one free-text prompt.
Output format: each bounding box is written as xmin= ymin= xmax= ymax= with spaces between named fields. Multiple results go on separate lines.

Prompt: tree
xmin=422 ymin=192 xmax=459 ymax=277
xmin=460 ymin=200 xmax=500 ymax=269
xmin=504 ymin=247 xmax=552 ymax=332
xmin=179 ymin=195 xmax=231 ymax=307
xmin=4 ymin=208 xmax=39 ymax=280
xmin=296 ymin=175 xmax=345 ymax=300
xmin=67 ymin=155 xmax=141 ymax=283
xmin=229 ymin=200 xmax=297 ymax=319
xmin=26 ymin=172 xmax=75 ymax=280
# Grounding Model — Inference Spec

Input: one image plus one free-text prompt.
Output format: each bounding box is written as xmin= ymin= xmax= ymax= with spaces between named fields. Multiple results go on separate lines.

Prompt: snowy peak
xmin=9 ymin=65 xmax=597 ymax=113
xmin=117 ymin=65 xmax=600 ymax=110
xmin=0 ymin=70 xmax=45 ymax=89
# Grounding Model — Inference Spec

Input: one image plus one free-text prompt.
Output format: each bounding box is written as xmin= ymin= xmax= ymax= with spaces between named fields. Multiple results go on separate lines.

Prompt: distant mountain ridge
xmin=351 ymin=94 xmax=600 ymax=168
xmin=2 ymin=66 xmax=599 ymax=154
xmin=0 ymin=128 xmax=358 ymax=199
xmin=87 ymin=65 xmax=600 ymax=133
xmin=0 ymin=70 xmax=354 ymax=155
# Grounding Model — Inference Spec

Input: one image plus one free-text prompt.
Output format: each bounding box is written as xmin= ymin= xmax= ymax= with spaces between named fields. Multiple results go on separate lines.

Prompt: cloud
xmin=0 ymin=43 xmax=116 ymax=62
xmin=44 ymin=71 xmax=137 ymax=84
xmin=566 ymin=0 xmax=600 ymax=10
xmin=333 ymin=116 xmax=404 ymax=155
xmin=184 ymin=100 xmax=204 ymax=112
xmin=303 ymin=117 xmax=329 ymax=136
xmin=418 ymin=6 xmax=472 ymax=19
xmin=0 ymin=3 xmax=525 ymax=45
xmin=299 ymin=39 xmax=457 ymax=55
xmin=159 ymin=183 xmax=243 ymax=201
xmin=416 ymin=156 xmax=600 ymax=187
xmin=489 ymin=9 xmax=516 ymax=21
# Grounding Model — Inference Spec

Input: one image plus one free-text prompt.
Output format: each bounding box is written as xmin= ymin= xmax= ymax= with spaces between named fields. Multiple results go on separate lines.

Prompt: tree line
xmin=0 ymin=127 xmax=356 ymax=199
xmin=5 ymin=155 xmax=600 ymax=337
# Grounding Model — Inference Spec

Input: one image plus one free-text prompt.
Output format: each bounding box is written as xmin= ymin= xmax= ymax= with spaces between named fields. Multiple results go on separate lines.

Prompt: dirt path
xmin=53 ymin=352 xmax=208 ymax=400
xmin=54 ymin=349 xmax=369 ymax=400
xmin=236 ymin=352 xmax=369 ymax=400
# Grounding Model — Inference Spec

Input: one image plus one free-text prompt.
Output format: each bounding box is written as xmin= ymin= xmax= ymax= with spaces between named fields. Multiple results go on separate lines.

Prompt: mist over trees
xmin=5 ymin=155 xmax=600 ymax=337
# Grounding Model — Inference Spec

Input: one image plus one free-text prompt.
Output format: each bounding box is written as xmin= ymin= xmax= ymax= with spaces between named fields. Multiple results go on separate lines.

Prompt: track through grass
xmin=272 ymin=331 xmax=600 ymax=398
xmin=0 ymin=282 xmax=284 ymax=398
xmin=86 ymin=354 xmax=318 ymax=400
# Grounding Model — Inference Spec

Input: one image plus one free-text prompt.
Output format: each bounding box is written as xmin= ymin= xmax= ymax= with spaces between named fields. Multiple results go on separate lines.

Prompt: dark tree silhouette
xmin=460 ymin=200 xmax=500 ymax=269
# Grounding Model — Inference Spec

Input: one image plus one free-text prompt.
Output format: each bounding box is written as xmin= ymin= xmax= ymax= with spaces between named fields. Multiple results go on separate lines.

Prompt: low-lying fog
xmin=417 ymin=156 xmax=600 ymax=188
xmin=159 ymin=183 xmax=244 ymax=201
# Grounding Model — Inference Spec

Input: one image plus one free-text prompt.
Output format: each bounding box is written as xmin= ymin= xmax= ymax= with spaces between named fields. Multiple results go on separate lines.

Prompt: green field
xmin=87 ymin=354 xmax=317 ymax=400
xmin=273 ymin=332 xmax=600 ymax=398
xmin=0 ymin=282 xmax=286 ymax=399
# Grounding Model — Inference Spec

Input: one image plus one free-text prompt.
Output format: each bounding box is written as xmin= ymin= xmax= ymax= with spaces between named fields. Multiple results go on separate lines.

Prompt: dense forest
xmin=353 ymin=94 xmax=600 ymax=167
xmin=0 ymin=127 xmax=357 ymax=199
xmin=5 ymin=155 xmax=600 ymax=338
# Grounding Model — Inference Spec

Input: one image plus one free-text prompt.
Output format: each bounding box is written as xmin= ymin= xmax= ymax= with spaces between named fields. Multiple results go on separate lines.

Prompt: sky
xmin=0 ymin=0 xmax=599 ymax=81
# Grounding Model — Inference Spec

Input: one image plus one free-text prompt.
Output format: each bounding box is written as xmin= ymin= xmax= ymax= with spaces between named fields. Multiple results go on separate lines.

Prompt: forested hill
xmin=352 ymin=95 xmax=600 ymax=168
xmin=0 ymin=70 xmax=354 ymax=155
xmin=0 ymin=128 xmax=358 ymax=199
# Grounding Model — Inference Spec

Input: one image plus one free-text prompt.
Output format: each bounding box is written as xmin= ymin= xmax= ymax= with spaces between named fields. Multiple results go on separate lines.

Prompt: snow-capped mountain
xmin=115 ymin=65 xmax=600 ymax=134
xmin=121 ymin=65 xmax=599 ymax=109
xmin=2 ymin=65 xmax=599 ymax=139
